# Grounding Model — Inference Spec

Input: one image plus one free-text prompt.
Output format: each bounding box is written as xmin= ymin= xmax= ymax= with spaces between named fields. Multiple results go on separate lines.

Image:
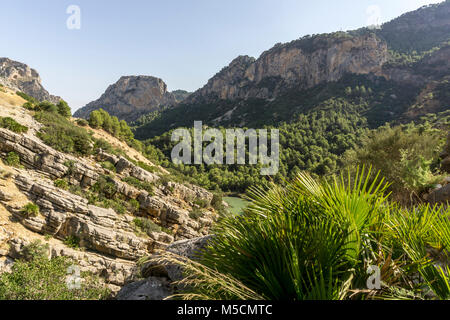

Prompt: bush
xmin=64 ymin=235 xmax=80 ymax=249
xmin=91 ymin=175 xmax=117 ymax=199
xmin=189 ymin=208 xmax=204 ymax=220
xmin=194 ymin=199 xmax=209 ymax=208
xmin=133 ymin=217 xmax=161 ymax=236
xmin=0 ymin=241 xmax=110 ymax=300
xmin=35 ymin=111 xmax=94 ymax=155
xmin=122 ymin=176 xmax=154 ymax=195
xmin=100 ymin=161 xmax=116 ymax=172
xmin=155 ymin=169 xmax=450 ymax=300
xmin=54 ymin=179 xmax=69 ymax=190
xmin=57 ymin=100 xmax=72 ymax=118
xmin=127 ymin=198 xmax=140 ymax=214
xmin=343 ymin=124 xmax=445 ymax=204
xmin=76 ymin=119 xmax=89 ymax=126
xmin=0 ymin=117 xmax=28 ymax=133
xmin=21 ymin=203 xmax=39 ymax=217
xmin=16 ymin=91 xmax=38 ymax=104
xmin=4 ymin=151 xmax=20 ymax=167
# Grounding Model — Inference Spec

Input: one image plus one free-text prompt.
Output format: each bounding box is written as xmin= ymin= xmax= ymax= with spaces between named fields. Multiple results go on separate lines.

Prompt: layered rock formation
xmin=74 ymin=76 xmax=185 ymax=122
xmin=117 ymin=235 xmax=212 ymax=300
xmin=0 ymin=123 xmax=217 ymax=292
xmin=0 ymin=58 xmax=60 ymax=103
xmin=185 ymin=33 xmax=388 ymax=104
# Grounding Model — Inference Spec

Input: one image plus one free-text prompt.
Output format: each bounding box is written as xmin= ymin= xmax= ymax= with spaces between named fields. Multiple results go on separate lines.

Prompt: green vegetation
xmin=189 ymin=209 xmax=204 ymax=220
xmin=64 ymin=235 xmax=80 ymax=249
xmin=0 ymin=117 xmax=28 ymax=133
xmin=54 ymin=179 xmax=69 ymax=190
xmin=88 ymin=108 xmax=135 ymax=145
xmin=133 ymin=217 xmax=163 ymax=236
xmin=0 ymin=241 xmax=110 ymax=300
xmin=157 ymin=168 xmax=450 ymax=300
xmin=122 ymin=176 xmax=154 ymax=195
xmin=21 ymin=203 xmax=39 ymax=217
xmin=35 ymin=111 xmax=94 ymax=155
xmin=4 ymin=151 xmax=21 ymax=167
xmin=16 ymin=91 xmax=38 ymax=104
xmin=100 ymin=160 xmax=116 ymax=172
xmin=343 ymin=123 xmax=446 ymax=204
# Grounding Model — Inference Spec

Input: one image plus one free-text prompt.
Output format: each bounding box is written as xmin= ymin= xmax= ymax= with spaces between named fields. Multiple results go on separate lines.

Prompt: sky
xmin=0 ymin=0 xmax=444 ymax=112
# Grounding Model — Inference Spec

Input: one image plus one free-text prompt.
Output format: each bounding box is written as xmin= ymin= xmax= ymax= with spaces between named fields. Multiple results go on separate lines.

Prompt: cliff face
xmin=0 ymin=58 xmax=60 ymax=104
xmin=0 ymin=93 xmax=218 ymax=293
xmin=186 ymin=33 xmax=388 ymax=103
xmin=74 ymin=76 xmax=181 ymax=122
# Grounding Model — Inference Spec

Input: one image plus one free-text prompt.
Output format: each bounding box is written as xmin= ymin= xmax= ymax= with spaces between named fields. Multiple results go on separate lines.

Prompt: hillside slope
xmin=0 ymin=88 xmax=218 ymax=294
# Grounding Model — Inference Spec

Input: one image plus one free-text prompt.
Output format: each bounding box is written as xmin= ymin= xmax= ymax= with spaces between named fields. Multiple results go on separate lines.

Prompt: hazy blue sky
xmin=0 ymin=0 xmax=443 ymax=111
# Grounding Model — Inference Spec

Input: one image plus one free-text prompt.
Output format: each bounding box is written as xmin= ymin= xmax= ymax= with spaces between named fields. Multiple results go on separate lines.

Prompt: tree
xmin=88 ymin=110 xmax=104 ymax=128
xmin=57 ymin=100 xmax=72 ymax=118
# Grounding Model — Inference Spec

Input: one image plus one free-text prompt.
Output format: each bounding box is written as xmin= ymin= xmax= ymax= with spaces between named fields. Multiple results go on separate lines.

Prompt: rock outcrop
xmin=74 ymin=76 xmax=185 ymax=122
xmin=116 ymin=235 xmax=212 ymax=300
xmin=185 ymin=33 xmax=388 ymax=104
xmin=0 ymin=58 xmax=60 ymax=104
xmin=0 ymin=124 xmax=218 ymax=291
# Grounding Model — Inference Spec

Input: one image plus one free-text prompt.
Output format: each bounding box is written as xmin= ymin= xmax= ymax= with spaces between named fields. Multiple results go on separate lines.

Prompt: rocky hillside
xmin=0 ymin=58 xmax=60 ymax=104
xmin=0 ymin=88 xmax=218 ymax=294
xmin=134 ymin=1 xmax=450 ymax=139
xmin=74 ymin=76 xmax=187 ymax=122
xmin=185 ymin=33 xmax=388 ymax=104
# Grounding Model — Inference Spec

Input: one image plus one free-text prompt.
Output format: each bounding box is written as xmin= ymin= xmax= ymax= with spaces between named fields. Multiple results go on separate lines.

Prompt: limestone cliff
xmin=185 ymin=32 xmax=388 ymax=104
xmin=0 ymin=92 xmax=218 ymax=293
xmin=0 ymin=58 xmax=60 ymax=104
xmin=74 ymin=76 xmax=184 ymax=122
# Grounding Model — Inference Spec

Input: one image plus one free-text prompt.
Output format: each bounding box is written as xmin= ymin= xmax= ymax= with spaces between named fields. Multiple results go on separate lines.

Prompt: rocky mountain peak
xmin=74 ymin=75 xmax=184 ymax=122
xmin=0 ymin=57 xmax=60 ymax=104
xmin=185 ymin=32 xmax=388 ymax=104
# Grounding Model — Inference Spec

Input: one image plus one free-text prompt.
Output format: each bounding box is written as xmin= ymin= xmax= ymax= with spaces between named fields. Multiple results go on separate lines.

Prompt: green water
xmin=223 ymin=197 xmax=250 ymax=216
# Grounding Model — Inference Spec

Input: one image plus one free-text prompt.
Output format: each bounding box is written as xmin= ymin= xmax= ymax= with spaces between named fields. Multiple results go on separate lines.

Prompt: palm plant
xmin=145 ymin=167 xmax=450 ymax=300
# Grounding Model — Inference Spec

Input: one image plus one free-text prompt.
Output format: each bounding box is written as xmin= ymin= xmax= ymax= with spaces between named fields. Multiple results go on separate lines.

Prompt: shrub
xmin=22 ymin=102 xmax=35 ymax=110
xmin=133 ymin=217 xmax=161 ymax=236
xmin=147 ymin=168 xmax=450 ymax=300
xmin=76 ymin=119 xmax=89 ymax=126
xmin=127 ymin=198 xmax=140 ymax=214
xmin=54 ymin=179 xmax=69 ymax=190
xmin=35 ymin=111 xmax=94 ymax=155
xmin=16 ymin=91 xmax=38 ymax=104
xmin=100 ymin=161 xmax=116 ymax=173
xmin=137 ymin=161 xmax=156 ymax=173
xmin=0 ymin=117 xmax=28 ymax=133
xmin=0 ymin=241 xmax=110 ymax=300
xmin=189 ymin=209 xmax=204 ymax=220
xmin=91 ymin=175 xmax=117 ymax=199
xmin=21 ymin=203 xmax=39 ymax=217
xmin=64 ymin=235 xmax=80 ymax=249
xmin=57 ymin=100 xmax=72 ymax=118
xmin=122 ymin=176 xmax=154 ymax=195
xmin=194 ymin=199 xmax=209 ymax=208
xmin=343 ymin=124 xmax=445 ymax=204
xmin=4 ymin=151 xmax=20 ymax=167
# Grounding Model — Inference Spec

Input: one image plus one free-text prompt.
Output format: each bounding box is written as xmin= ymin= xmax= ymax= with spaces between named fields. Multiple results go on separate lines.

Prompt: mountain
xmin=0 ymin=87 xmax=218 ymax=296
xmin=74 ymin=76 xmax=188 ymax=122
xmin=0 ymin=58 xmax=61 ymax=104
xmin=134 ymin=1 xmax=450 ymax=139
xmin=185 ymin=32 xmax=388 ymax=104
